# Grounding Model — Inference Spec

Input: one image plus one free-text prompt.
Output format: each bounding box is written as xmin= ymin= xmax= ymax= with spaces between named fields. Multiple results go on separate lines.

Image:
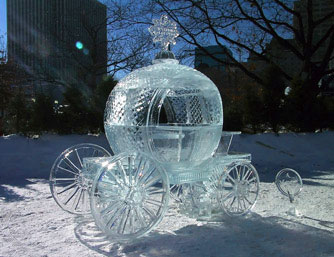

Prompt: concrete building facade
xmin=265 ymin=38 xmax=302 ymax=78
xmin=194 ymin=45 xmax=232 ymax=71
xmin=7 ymin=0 xmax=107 ymax=92
xmin=293 ymin=0 xmax=334 ymax=64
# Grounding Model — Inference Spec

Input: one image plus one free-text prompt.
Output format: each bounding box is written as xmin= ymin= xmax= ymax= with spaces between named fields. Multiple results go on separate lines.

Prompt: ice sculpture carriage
xmin=49 ymin=15 xmax=260 ymax=240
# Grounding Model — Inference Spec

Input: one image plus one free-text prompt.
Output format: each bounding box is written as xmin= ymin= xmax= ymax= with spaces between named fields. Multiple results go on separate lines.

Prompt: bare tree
xmin=154 ymin=0 xmax=333 ymax=81
xmin=150 ymin=0 xmax=334 ymax=131
xmin=0 ymin=60 xmax=30 ymax=118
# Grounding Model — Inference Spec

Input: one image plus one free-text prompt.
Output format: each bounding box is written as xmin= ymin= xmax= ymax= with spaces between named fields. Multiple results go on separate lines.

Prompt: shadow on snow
xmin=73 ymin=213 xmax=334 ymax=257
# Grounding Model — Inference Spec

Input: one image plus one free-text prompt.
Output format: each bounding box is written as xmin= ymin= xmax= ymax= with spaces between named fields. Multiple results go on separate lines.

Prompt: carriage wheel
xmin=216 ymin=162 xmax=260 ymax=216
xmin=90 ymin=152 xmax=169 ymax=240
xmin=50 ymin=143 xmax=111 ymax=215
xmin=275 ymin=168 xmax=303 ymax=200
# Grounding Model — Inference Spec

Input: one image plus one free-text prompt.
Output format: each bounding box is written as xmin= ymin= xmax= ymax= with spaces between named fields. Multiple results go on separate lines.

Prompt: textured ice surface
xmin=104 ymin=59 xmax=223 ymax=167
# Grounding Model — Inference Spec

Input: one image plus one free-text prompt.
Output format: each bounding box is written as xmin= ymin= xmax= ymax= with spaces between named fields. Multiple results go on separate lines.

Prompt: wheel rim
xmin=275 ymin=168 xmax=303 ymax=199
xmin=217 ymin=162 xmax=259 ymax=216
xmin=90 ymin=153 xmax=169 ymax=240
xmin=50 ymin=143 xmax=111 ymax=215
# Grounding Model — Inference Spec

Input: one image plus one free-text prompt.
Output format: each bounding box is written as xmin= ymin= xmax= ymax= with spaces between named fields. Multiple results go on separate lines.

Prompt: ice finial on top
xmin=149 ymin=15 xmax=179 ymax=51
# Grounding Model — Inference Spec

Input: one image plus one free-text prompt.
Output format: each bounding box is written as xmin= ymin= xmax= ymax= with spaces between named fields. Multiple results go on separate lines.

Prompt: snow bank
xmin=1 ymin=131 xmax=333 ymax=183
xmin=0 ymin=134 xmax=111 ymax=181
xmin=231 ymin=131 xmax=334 ymax=182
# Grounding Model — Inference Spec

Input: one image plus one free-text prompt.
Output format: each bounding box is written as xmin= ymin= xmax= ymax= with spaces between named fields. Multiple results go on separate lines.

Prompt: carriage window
xmin=158 ymin=105 xmax=168 ymax=124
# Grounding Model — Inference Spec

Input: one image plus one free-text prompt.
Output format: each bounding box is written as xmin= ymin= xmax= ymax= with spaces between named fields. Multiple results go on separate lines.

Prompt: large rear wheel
xmin=50 ymin=143 xmax=111 ymax=215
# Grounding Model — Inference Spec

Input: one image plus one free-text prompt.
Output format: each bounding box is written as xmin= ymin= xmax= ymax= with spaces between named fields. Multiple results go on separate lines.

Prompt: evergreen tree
xmin=285 ymin=76 xmax=323 ymax=132
xmin=261 ymin=65 xmax=286 ymax=133
xmin=91 ymin=76 xmax=118 ymax=131
xmin=57 ymin=85 xmax=89 ymax=134
xmin=4 ymin=88 xmax=31 ymax=135
xmin=31 ymin=93 xmax=55 ymax=134
xmin=243 ymin=84 xmax=264 ymax=133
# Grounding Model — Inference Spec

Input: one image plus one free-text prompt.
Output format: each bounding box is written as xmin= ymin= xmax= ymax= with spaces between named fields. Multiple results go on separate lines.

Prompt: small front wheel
xmin=275 ymin=168 xmax=302 ymax=200
xmin=217 ymin=162 xmax=260 ymax=216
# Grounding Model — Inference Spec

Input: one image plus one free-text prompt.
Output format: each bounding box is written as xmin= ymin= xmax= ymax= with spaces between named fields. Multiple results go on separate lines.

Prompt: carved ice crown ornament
xmin=149 ymin=15 xmax=179 ymax=51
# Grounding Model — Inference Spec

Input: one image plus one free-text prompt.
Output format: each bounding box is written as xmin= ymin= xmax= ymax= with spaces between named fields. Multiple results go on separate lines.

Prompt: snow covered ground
xmin=0 ymin=132 xmax=334 ymax=257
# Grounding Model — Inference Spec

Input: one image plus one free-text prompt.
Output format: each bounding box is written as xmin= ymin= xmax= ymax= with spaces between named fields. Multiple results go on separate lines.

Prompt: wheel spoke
xmin=135 ymin=206 xmax=147 ymax=228
xmin=73 ymin=188 xmax=84 ymax=210
xmin=142 ymin=206 xmax=156 ymax=222
xmin=64 ymin=157 xmax=81 ymax=173
xmin=75 ymin=149 xmax=83 ymax=168
xmin=57 ymin=182 xmax=77 ymax=194
xmin=236 ymin=166 xmax=241 ymax=180
xmin=221 ymin=191 xmax=234 ymax=202
xmin=244 ymin=196 xmax=252 ymax=205
xmin=105 ymin=203 xmax=126 ymax=228
xmin=53 ymin=181 xmax=76 ymax=186
xmin=227 ymin=174 xmax=236 ymax=184
xmin=98 ymin=179 xmax=119 ymax=188
xmin=133 ymin=157 xmax=144 ymax=183
xmin=240 ymin=198 xmax=247 ymax=210
xmin=105 ymin=170 xmax=125 ymax=189
xmin=145 ymin=198 xmax=163 ymax=208
xmin=237 ymin=197 xmax=242 ymax=211
xmin=101 ymin=201 xmax=123 ymax=217
xmin=128 ymin=157 xmax=133 ymax=186
xmin=57 ymin=165 xmax=78 ymax=176
xmin=247 ymin=177 xmax=257 ymax=183
xmin=147 ymin=187 xmax=164 ymax=196
xmin=118 ymin=206 xmax=130 ymax=234
xmin=229 ymin=196 xmax=236 ymax=207
xmin=64 ymin=186 xmax=79 ymax=205
xmin=242 ymin=168 xmax=252 ymax=181
xmin=53 ymin=178 xmax=76 ymax=182
xmin=144 ymin=175 xmax=161 ymax=188
xmin=129 ymin=208 xmax=135 ymax=233
xmin=98 ymin=188 xmax=123 ymax=199
xmin=82 ymin=189 xmax=88 ymax=211
xmin=139 ymin=167 xmax=156 ymax=186
xmin=117 ymin=161 xmax=128 ymax=185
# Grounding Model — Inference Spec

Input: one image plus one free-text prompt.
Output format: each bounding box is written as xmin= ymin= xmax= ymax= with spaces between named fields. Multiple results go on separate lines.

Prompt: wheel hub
xmin=233 ymin=180 xmax=249 ymax=198
xmin=125 ymin=186 xmax=146 ymax=206
xmin=76 ymin=174 xmax=88 ymax=190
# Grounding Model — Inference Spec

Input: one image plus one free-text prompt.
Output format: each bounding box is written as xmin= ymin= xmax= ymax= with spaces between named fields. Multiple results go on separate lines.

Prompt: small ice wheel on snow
xmin=90 ymin=152 xmax=170 ymax=241
xmin=275 ymin=168 xmax=302 ymax=202
xmin=216 ymin=162 xmax=260 ymax=216
xmin=50 ymin=143 xmax=111 ymax=215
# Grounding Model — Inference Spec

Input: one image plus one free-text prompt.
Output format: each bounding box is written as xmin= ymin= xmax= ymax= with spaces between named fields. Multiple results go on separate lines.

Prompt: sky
xmin=0 ymin=0 xmax=6 ymax=35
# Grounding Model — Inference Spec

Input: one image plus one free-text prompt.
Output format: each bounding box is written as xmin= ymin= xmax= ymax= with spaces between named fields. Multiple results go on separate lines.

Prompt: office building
xmin=265 ymin=38 xmax=302 ymax=78
xmin=293 ymin=0 xmax=334 ymax=63
xmin=7 ymin=0 xmax=107 ymax=92
xmin=195 ymin=45 xmax=232 ymax=71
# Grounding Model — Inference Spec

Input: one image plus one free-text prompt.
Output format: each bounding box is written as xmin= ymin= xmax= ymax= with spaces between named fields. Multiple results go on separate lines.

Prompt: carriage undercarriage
xmin=50 ymin=132 xmax=260 ymax=240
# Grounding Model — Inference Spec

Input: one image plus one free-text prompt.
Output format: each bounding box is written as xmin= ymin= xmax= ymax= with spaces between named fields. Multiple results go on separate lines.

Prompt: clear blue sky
xmin=0 ymin=0 xmax=7 ymax=35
